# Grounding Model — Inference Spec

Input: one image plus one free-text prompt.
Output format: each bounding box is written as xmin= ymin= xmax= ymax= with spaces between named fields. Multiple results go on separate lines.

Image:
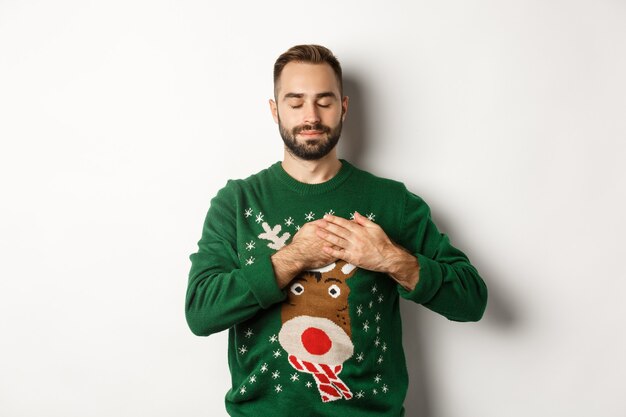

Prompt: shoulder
xmin=347 ymin=160 xmax=409 ymax=195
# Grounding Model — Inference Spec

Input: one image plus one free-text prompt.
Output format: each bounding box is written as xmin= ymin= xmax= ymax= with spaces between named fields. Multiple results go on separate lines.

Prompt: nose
xmin=301 ymin=327 xmax=332 ymax=355
xmin=303 ymin=102 xmax=320 ymax=124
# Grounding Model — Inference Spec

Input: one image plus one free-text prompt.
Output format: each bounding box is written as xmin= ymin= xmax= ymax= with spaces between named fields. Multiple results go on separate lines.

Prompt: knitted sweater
xmin=186 ymin=159 xmax=487 ymax=417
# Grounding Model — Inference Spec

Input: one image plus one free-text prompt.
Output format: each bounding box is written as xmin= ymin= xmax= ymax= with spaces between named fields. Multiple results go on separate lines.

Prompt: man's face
xmin=270 ymin=62 xmax=348 ymax=161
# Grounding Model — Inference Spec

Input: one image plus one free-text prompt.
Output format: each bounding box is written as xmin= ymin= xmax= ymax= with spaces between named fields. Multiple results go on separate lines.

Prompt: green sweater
xmin=186 ymin=159 xmax=487 ymax=417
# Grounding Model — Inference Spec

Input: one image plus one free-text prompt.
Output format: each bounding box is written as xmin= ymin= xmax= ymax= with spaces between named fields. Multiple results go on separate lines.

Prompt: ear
xmin=269 ymin=98 xmax=279 ymax=124
xmin=341 ymin=95 xmax=349 ymax=121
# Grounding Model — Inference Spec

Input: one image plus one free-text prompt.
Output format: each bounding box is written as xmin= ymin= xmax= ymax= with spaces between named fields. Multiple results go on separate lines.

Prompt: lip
xmin=299 ymin=131 xmax=324 ymax=136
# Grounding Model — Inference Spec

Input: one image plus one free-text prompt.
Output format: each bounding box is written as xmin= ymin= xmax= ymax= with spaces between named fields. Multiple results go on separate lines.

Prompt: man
xmin=186 ymin=44 xmax=488 ymax=417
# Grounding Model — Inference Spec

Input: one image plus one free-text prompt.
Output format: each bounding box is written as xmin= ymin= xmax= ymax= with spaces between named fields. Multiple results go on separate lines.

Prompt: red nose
xmin=301 ymin=327 xmax=332 ymax=355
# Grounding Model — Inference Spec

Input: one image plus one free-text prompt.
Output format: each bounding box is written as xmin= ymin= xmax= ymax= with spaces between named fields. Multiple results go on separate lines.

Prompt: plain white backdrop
xmin=1 ymin=1 xmax=625 ymax=416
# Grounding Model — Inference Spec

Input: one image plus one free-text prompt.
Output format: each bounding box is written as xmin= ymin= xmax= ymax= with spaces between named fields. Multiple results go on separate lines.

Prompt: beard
xmin=278 ymin=116 xmax=342 ymax=161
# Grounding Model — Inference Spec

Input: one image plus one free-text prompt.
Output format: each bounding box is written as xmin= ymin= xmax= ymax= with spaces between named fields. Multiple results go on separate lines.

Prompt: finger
xmin=354 ymin=211 xmax=376 ymax=227
xmin=320 ymin=220 xmax=352 ymax=239
xmin=323 ymin=213 xmax=361 ymax=233
xmin=316 ymin=228 xmax=348 ymax=248
xmin=323 ymin=244 xmax=346 ymax=260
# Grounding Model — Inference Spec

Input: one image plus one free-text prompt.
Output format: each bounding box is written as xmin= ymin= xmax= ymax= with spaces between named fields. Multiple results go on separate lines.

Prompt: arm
xmin=395 ymin=188 xmax=488 ymax=322
xmin=185 ymin=181 xmax=287 ymax=336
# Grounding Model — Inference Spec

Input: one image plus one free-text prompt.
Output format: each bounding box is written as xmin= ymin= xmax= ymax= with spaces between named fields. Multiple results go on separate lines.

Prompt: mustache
xmin=293 ymin=123 xmax=331 ymax=134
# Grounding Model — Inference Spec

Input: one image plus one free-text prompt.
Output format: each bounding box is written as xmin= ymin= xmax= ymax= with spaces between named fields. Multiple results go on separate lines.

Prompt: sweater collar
xmin=270 ymin=158 xmax=354 ymax=195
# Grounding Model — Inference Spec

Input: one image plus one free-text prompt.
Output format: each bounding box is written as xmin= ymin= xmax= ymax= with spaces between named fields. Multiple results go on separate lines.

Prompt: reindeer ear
xmin=337 ymin=260 xmax=357 ymax=279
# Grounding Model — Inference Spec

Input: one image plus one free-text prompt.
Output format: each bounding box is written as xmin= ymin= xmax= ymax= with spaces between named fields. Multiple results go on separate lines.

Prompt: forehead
xmin=277 ymin=62 xmax=340 ymax=97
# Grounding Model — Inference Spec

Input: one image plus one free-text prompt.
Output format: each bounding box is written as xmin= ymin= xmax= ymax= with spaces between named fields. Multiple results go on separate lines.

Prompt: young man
xmin=186 ymin=44 xmax=488 ymax=417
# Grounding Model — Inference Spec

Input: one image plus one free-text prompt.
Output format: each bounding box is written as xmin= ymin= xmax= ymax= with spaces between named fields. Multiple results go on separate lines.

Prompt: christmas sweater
xmin=186 ymin=158 xmax=488 ymax=417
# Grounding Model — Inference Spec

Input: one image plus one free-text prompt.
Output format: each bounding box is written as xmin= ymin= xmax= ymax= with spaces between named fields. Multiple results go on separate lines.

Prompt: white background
xmin=1 ymin=1 xmax=625 ymax=416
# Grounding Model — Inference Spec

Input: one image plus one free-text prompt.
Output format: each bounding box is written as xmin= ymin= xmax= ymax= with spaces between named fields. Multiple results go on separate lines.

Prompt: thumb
xmin=354 ymin=211 xmax=372 ymax=225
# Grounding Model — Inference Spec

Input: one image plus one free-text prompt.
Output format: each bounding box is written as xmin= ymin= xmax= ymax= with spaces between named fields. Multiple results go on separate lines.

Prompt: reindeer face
xmin=278 ymin=260 xmax=357 ymax=366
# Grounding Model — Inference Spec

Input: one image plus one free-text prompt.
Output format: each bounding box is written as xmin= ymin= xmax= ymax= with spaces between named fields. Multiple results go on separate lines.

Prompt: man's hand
xmin=316 ymin=212 xmax=420 ymax=291
xmin=271 ymin=219 xmax=340 ymax=289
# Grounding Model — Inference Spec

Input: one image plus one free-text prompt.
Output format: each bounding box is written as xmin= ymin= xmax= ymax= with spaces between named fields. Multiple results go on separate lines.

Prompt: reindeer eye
xmin=290 ymin=283 xmax=305 ymax=296
xmin=328 ymin=284 xmax=341 ymax=298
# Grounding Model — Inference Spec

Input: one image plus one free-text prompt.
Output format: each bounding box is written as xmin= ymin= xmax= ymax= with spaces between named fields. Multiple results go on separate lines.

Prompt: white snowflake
xmin=363 ymin=320 xmax=370 ymax=332
xmin=273 ymin=349 xmax=282 ymax=358
xmin=244 ymin=208 xmax=253 ymax=218
xmin=275 ymin=384 xmax=283 ymax=393
xmin=290 ymin=373 xmax=299 ymax=382
xmin=373 ymin=388 xmax=378 ymax=395
xmin=325 ymin=209 xmax=335 ymax=216
xmin=374 ymin=374 xmax=382 ymax=383
xmin=239 ymin=345 xmax=248 ymax=355
xmin=356 ymin=352 xmax=364 ymax=362
xmin=356 ymin=305 xmax=363 ymax=316
xmin=367 ymin=213 xmax=376 ymax=222
xmin=378 ymin=294 xmax=384 ymax=303
xmin=382 ymin=384 xmax=389 ymax=393
xmin=260 ymin=363 xmax=268 ymax=373
xmin=305 ymin=211 xmax=315 ymax=221
xmin=368 ymin=301 xmax=373 ymax=309
xmin=305 ymin=381 xmax=313 ymax=388
xmin=356 ymin=390 xmax=365 ymax=399
xmin=272 ymin=370 xmax=280 ymax=380
xmin=255 ymin=212 xmax=264 ymax=223
xmin=349 ymin=212 xmax=357 ymax=220
xmin=295 ymin=225 xmax=301 ymax=231
xmin=245 ymin=241 xmax=255 ymax=251
xmin=249 ymin=375 xmax=257 ymax=383
xmin=382 ymin=343 xmax=388 ymax=352
xmin=245 ymin=257 xmax=255 ymax=266
xmin=285 ymin=217 xmax=294 ymax=226
xmin=377 ymin=326 xmax=381 ymax=334
xmin=371 ymin=284 xmax=378 ymax=294
xmin=377 ymin=355 xmax=384 ymax=364
xmin=239 ymin=385 xmax=246 ymax=395
xmin=245 ymin=328 xmax=253 ymax=338
xmin=374 ymin=337 xmax=381 ymax=347
xmin=375 ymin=313 xmax=381 ymax=322
xmin=269 ymin=334 xmax=278 ymax=343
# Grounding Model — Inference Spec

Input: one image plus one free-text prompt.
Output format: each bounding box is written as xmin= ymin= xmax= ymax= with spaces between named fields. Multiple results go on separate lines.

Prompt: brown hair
xmin=273 ymin=44 xmax=343 ymax=97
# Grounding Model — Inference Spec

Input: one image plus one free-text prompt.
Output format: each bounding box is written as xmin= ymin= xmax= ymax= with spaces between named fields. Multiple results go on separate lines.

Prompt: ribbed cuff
xmin=397 ymin=254 xmax=443 ymax=304
xmin=241 ymin=254 xmax=286 ymax=308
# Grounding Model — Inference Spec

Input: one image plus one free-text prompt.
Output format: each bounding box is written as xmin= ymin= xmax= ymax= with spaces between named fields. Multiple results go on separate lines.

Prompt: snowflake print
xmin=275 ymin=384 xmax=283 ymax=393
xmin=376 ymin=326 xmax=381 ymax=334
xmin=363 ymin=320 xmax=370 ymax=332
xmin=260 ymin=363 xmax=268 ymax=373
xmin=377 ymin=355 xmax=384 ymax=364
xmin=375 ymin=312 xmax=381 ymax=322
xmin=378 ymin=294 xmax=384 ymax=303
xmin=349 ymin=212 xmax=357 ymax=220
xmin=271 ymin=370 xmax=280 ymax=380
xmin=255 ymin=212 xmax=264 ymax=223
xmin=239 ymin=385 xmax=247 ymax=395
xmin=356 ymin=352 xmax=364 ymax=362
xmin=305 ymin=381 xmax=313 ymax=388
xmin=284 ymin=217 xmax=294 ymax=227
xmin=269 ymin=334 xmax=278 ymax=343
xmin=245 ymin=257 xmax=255 ymax=266
xmin=325 ymin=209 xmax=335 ymax=216
xmin=245 ymin=241 xmax=255 ymax=251
xmin=244 ymin=208 xmax=253 ymax=218
xmin=244 ymin=328 xmax=253 ymax=338
xmin=374 ymin=374 xmax=382 ymax=384
xmin=295 ymin=225 xmax=301 ymax=231
xmin=382 ymin=384 xmax=389 ymax=393
xmin=356 ymin=390 xmax=365 ymax=399
xmin=367 ymin=213 xmax=376 ymax=222
xmin=373 ymin=388 xmax=378 ymax=395
xmin=273 ymin=349 xmax=282 ymax=358
xmin=382 ymin=343 xmax=388 ymax=352
xmin=238 ymin=345 xmax=248 ymax=355
xmin=368 ymin=301 xmax=374 ymax=309
xmin=371 ymin=284 xmax=378 ymax=294
xmin=356 ymin=305 xmax=363 ymax=316
xmin=374 ymin=337 xmax=381 ymax=347
xmin=290 ymin=373 xmax=299 ymax=382
xmin=305 ymin=211 xmax=315 ymax=222
xmin=249 ymin=375 xmax=257 ymax=384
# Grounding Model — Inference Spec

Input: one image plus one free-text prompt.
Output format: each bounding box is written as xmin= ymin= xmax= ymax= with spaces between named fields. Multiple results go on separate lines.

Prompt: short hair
xmin=273 ymin=44 xmax=343 ymax=97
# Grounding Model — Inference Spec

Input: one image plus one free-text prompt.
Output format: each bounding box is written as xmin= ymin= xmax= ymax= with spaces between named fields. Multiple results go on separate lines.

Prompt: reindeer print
xmin=278 ymin=260 xmax=358 ymax=402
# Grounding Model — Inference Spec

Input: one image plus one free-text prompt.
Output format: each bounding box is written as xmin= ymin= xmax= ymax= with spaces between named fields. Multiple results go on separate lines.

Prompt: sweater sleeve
xmin=395 ymin=186 xmax=488 ymax=322
xmin=185 ymin=180 xmax=286 ymax=336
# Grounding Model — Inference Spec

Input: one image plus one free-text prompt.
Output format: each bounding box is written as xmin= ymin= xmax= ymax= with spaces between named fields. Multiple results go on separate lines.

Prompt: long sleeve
xmin=185 ymin=180 xmax=286 ymax=336
xmin=395 ymin=187 xmax=488 ymax=322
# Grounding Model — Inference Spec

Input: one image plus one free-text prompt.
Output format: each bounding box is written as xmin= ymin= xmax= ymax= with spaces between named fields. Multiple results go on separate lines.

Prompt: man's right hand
xmin=270 ymin=219 xmax=339 ymax=289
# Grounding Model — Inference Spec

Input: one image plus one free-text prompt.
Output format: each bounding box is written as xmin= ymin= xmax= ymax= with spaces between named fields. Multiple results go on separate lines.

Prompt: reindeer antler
xmin=258 ymin=222 xmax=291 ymax=250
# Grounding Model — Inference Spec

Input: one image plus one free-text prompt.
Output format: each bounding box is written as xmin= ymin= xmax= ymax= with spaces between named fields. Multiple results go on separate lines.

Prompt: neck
xmin=281 ymin=149 xmax=342 ymax=184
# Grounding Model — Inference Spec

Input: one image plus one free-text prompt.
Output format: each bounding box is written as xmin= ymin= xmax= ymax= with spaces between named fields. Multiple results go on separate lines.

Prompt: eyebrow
xmin=324 ymin=277 xmax=342 ymax=284
xmin=283 ymin=92 xmax=337 ymax=100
